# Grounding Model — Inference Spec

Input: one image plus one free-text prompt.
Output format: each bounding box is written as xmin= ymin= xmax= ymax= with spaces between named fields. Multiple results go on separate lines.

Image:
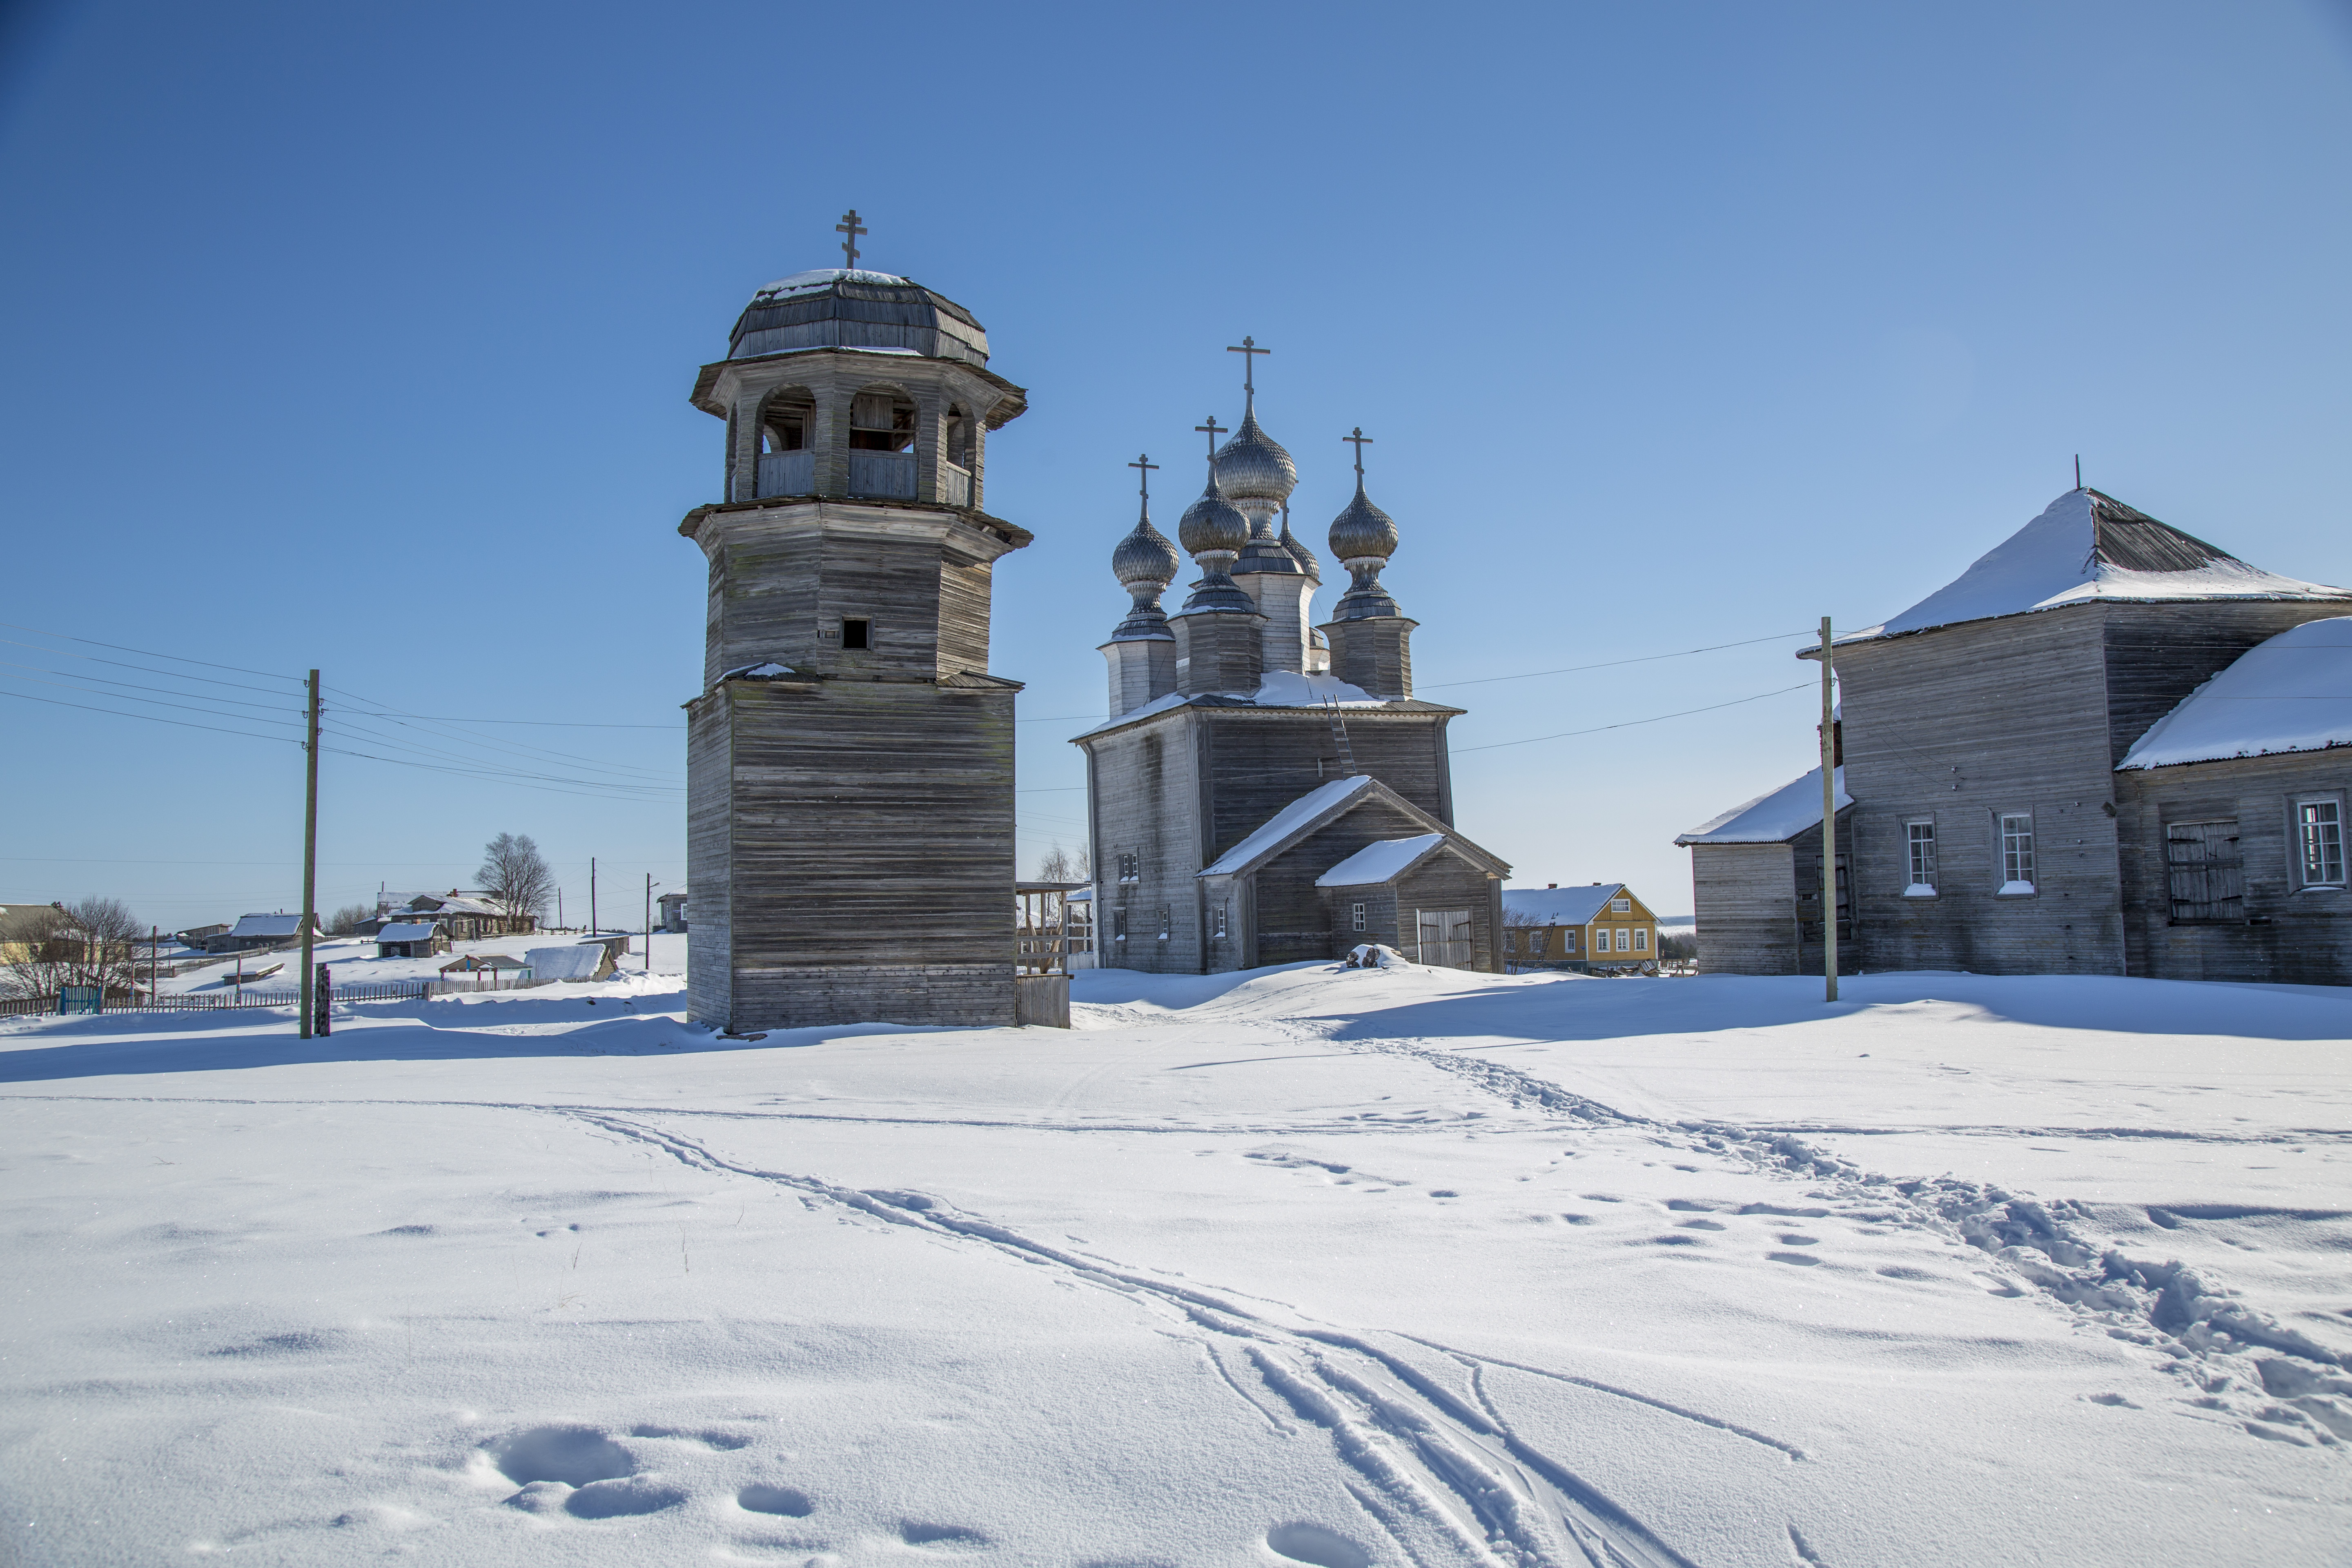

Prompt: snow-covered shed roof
xmin=1841 ymin=490 xmax=2348 ymax=645
xmin=407 ymin=893 xmax=503 ymax=916
xmin=1502 ymin=885 xmax=1629 ymax=927
xmin=1200 ymin=776 xmax=1376 ymax=876
xmin=228 ymin=913 xmax=318 ymax=939
xmin=375 ymin=922 xmax=439 ymax=943
xmin=1675 ymin=767 xmax=1850 ymax=846
xmin=1076 ymin=671 xmax=1448 ymax=741
xmin=1317 ymin=834 xmax=1448 ymax=888
xmin=2119 ymin=616 xmax=2352 ymax=771
xmin=527 ymin=945 xmax=608 ymax=981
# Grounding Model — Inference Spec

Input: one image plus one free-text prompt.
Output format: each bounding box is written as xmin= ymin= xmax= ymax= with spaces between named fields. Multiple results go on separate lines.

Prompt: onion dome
xmin=1178 ymin=469 xmax=1250 ymax=559
xmin=1328 ymin=484 xmax=1399 ymax=566
xmin=1213 ymin=399 xmax=1298 ymax=511
xmin=1113 ymin=511 xmax=1182 ymax=590
xmin=1327 ymin=428 xmax=1402 ymax=621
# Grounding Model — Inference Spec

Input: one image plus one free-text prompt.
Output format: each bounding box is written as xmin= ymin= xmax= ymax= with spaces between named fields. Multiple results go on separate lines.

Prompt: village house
xmin=655 ymin=889 xmax=688 ymax=933
xmin=1500 ymin=884 xmax=1665 ymax=973
xmin=375 ymin=922 xmax=450 ymax=959
xmin=188 ymin=912 xmax=325 ymax=956
xmin=379 ymin=891 xmax=535 ymax=942
xmin=1077 ymin=353 xmax=1510 ymax=974
xmin=1679 ymin=487 xmax=2352 ymax=982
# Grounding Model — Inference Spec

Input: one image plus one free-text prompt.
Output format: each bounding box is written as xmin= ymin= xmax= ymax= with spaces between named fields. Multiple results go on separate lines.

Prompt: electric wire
xmin=0 ymin=660 xmax=306 ymax=716
xmin=321 ymin=713 xmax=681 ymax=789
xmin=0 ymin=621 xmax=305 ymax=685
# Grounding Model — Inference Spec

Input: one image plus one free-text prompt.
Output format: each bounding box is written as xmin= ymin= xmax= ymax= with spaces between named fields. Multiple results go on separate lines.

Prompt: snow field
xmin=1 ymin=960 xmax=2347 ymax=1564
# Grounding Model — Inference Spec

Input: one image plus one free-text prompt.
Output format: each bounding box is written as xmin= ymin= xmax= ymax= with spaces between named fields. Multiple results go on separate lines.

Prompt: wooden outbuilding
xmin=376 ymin=921 xmax=450 ymax=959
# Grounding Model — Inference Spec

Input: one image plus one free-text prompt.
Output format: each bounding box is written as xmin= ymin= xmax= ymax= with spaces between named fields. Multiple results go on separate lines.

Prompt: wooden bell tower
xmin=679 ymin=236 xmax=1031 ymax=1030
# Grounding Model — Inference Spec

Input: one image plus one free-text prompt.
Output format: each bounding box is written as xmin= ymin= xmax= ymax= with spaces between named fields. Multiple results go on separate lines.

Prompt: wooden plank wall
xmin=2116 ymin=751 xmax=2352 ymax=984
xmin=1690 ymin=842 xmax=1798 ymax=974
xmin=1201 ymin=710 xmax=1454 ymax=861
xmin=686 ymin=691 xmax=733 ymax=1022
xmin=1241 ymin=797 xmax=1434 ymax=967
xmin=1085 ymin=719 xmax=1204 ymax=974
xmin=1393 ymin=856 xmax=1499 ymax=971
xmin=2101 ymin=602 xmax=2350 ymax=764
xmin=715 ymin=679 xmax=1016 ymax=1028
xmin=1836 ymin=610 xmax=2125 ymax=974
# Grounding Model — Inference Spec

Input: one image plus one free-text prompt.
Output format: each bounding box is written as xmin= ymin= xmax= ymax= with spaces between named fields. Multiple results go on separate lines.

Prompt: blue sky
xmin=4 ymin=0 xmax=2350 ymax=927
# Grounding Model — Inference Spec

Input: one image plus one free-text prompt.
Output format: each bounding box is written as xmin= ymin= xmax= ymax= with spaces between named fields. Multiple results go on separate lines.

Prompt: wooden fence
xmin=1 ymin=979 xmax=446 ymax=1016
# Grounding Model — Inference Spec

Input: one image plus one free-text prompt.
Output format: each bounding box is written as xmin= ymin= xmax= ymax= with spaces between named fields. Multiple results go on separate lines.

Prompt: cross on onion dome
xmin=1225 ymin=336 xmax=1270 ymax=396
xmin=1194 ymin=416 xmax=1227 ymax=462
xmin=835 ymin=209 xmax=868 ymax=269
xmin=1343 ymin=427 xmax=1374 ymax=481
xmin=1127 ymin=452 xmax=1159 ymax=501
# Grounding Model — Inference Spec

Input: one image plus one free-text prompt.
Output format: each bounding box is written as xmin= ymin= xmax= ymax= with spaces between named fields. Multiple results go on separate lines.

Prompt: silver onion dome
xmin=1328 ymin=484 xmax=1399 ymax=566
xmin=1212 ymin=400 xmax=1297 ymax=510
xmin=1113 ymin=512 xmax=1182 ymax=590
xmin=1278 ymin=503 xmax=1320 ymax=582
xmin=1178 ymin=470 xmax=1251 ymax=559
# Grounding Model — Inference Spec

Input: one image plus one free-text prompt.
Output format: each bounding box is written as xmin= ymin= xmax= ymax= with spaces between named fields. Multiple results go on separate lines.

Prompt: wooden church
xmin=1078 ymin=352 xmax=1510 ymax=973
xmin=679 ymin=224 xmax=1031 ymax=1030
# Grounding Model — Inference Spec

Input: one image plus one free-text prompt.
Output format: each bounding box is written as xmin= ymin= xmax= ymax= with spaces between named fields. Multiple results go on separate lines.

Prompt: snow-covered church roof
xmin=1841 ymin=490 xmax=2348 ymax=644
xmin=2119 ymin=616 xmax=2352 ymax=771
xmin=1675 ymin=766 xmax=1849 ymax=846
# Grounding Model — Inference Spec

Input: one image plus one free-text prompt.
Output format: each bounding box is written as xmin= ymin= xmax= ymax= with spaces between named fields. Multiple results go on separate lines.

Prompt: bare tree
xmin=327 ymin=903 xmax=374 ymax=936
xmin=1035 ymin=842 xmax=1089 ymax=882
xmin=3 ymin=897 xmax=143 ymax=999
xmin=477 ymin=833 xmax=555 ymax=922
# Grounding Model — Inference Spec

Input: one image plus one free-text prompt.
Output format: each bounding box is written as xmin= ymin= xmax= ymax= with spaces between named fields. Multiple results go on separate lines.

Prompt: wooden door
xmin=2165 ymin=820 xmax=2243 ymax=923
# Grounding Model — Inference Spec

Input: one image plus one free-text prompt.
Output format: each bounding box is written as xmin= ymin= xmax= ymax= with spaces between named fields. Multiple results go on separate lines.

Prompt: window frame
xmin=1616 ymin=927 xmax=1632 ymax=952
xmin=840 ymin=617 xmax=871 ymax=651
xmin=1996 ymin=811 xmax=2037 ymax=895
xmin=1502 ymin=926 xmax=1516 ymax=953
xmin=1633 ymin=927 xmax=1648 ymax=952
xmin=1904 ymin=818 xmax=1938 ymax=896
xmin=2294 ymin=793 xmax=2348 ymax=891
xmin=1610 ymin=897 xmax=1631 ymax=914
xmin=1530 ymin=928 xmax=1547 ymax=955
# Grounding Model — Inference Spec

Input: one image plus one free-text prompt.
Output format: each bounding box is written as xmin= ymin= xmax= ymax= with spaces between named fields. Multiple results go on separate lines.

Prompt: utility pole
xmin=590 ymin=857 xmax=598 ymax=936
xmin=298 ymin=668 xmax=321 ymax=1038
xmin=557 ymin=886 xmax=564 ymax=932
xmin=644 ymin=873 xmax=655 ymax=974
xmin=1817 ymin=619 xmax=1838 ymax=1004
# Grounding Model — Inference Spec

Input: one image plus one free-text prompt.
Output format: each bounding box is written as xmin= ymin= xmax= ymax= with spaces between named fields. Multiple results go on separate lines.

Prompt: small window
xmin=1214 ymin=902 xmax=1228 ymax=939
xmin=2299 ymin=798 xmax=2346 ymax=888
xmin=1617 ymin=928 xmax=1632 ymax=952
xmin=1157 ymin=906 xmax=1171 ymax=941
xmin=1530 ymin=929 xmax=1546 ymax=955
xmin=1998 ymin=812 xmax=2036 ymax=894
xmin=1503 ymin=927 xmax=1517 ymax=953
xmin=1112 ymin=909 xmax=1127 ymax=944
xmin=849 ymin=390 xmax=916 ymax=452
xmin=841 ymin=618 xmax=871 ymax=651
xmin=1610 ymin=897 xmax=1630 ymax=913
xmin=1561 ymin=929 xmax=1574 ymax=952
xmin=1633 ymin=928 xmax=1648 ymax=952
xmin=1353 ymin=902 xmax=1368 ymax=932
xmin=1905 ymin=820 xmax=1938 ymax=895
xmin=945 ymin=405 xmax=972 ymax=469
xmin=1117 ymin=852 xmax=1140 ymax=882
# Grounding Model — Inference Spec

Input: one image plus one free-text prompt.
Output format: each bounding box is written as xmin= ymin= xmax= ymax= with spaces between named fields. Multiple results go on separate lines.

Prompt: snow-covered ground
xmin=154 ymin=931 xmax=664 ymax=993
xmin=2 ymin=959 xmax=2348 ymax=1566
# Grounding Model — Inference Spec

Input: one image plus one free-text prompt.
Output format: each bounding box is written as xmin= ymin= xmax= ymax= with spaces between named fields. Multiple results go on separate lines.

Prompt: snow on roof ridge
xmin=2118 ymin=615 xmax=2352 ymax=771
xmin=1200 ymin=775 xmax=1377 ymax=877
xmin=1842 ymin=490 xmax=2349 ymax=644
xmin=1675 ymin=766 xmax=1849 ymax=845
xmin=1500 ymin=884 xmax=1628 ymax=927
xmin=1316 ymin=833 xmax=1447 ymax=888
xmin=751 ymin=267 xmax=912 ymax=298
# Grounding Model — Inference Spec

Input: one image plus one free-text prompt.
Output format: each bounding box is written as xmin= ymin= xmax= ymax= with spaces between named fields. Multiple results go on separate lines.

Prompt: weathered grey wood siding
xmin=2116 ymin=750 xmax=2352 ymax=984
xmin=712 ymin=677 xmax=1016 ymax=1028
xmin=1200 ymin=709 xmax=1454 ymax=860
xmin=1242 ymin=797 xmax=1434 ymax=969
xmin=1321 ymin=883 xmax=1400 ymax=952
xmin=2100 ymin=602 xmax=2346 ymax=764
xmin=685 ymin=690 xmax=734 ymax=1021
xmin=1691 ymin=843 xmax=1799 ymax=974
xmin=1792 ymin=811 xmax=1859 ymax=976
xmin=1392 ymin=855 xmax=1499 ymax=971
xmin=1834 ymin=608 xmax=2125 ymax=975
xmin=1087 ymin=716 xmax=1205 ymax=974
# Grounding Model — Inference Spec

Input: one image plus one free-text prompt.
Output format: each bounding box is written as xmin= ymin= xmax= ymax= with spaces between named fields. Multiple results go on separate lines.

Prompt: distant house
xmin=656 ymin=889 xmax=688 ymax=933
xmin=385 ymin=891 xmax=535 ymax=942
xmin=190 ymin=913 xmax=325 ymax=955
xmin=376 ymin=922 xmax=450 ymax=959
xmin=174 ymin=922 xmax=230 ymax=948
xmin=1501 ymin=884 xmax=1666 ymax=973
xmin=1677 ymin=488 xmax=2352 ymax=982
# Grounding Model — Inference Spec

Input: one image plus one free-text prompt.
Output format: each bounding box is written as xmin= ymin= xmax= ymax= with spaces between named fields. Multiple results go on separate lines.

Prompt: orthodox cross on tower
xmin=1128 ymin=452 xmax=1159 ymax=502
xmin=1194 ymin=415 xmax=1228 ymax=461
xmin=1225 ymin=336 xmax=1270 ymax=396
xmin=1343 ymin=426 xmax=1374 ymax=481
xmin=835 ymin=209 xmax=868 ymax=269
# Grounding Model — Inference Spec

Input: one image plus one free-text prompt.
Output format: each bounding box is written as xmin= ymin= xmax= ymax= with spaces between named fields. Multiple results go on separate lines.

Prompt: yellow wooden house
xmin=1500 ymin=883 xmax=1662 ymax=972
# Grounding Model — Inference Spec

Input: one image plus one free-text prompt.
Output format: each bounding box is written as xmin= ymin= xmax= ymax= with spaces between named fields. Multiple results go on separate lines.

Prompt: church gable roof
xmin=1675 ymin=766 xmax=1851 ymax=846
xmin=1200 ymin=775 xmax=1508 ymax=882
xmin=1316 ymin=833 xmax=1448 ymax=888
xmin=2119 ymin=615 xmax=2352 ymax=771
xmin=1842 ymin=489 xmax=2348 ymax=645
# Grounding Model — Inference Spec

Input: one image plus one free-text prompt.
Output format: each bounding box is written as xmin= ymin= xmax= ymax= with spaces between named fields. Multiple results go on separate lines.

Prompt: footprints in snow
xmin=1265 ymin=1521 xmax=1373 ymax=1568
xmin=491 ymin=1423 xmax=807 ymax=1524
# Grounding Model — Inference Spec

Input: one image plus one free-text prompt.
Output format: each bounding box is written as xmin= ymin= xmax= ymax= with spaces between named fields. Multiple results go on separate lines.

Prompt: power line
xmin=0 ymin=662 xmax=306 ymax=717
xmin=321 ymin=715 xmax=681 ymax=788
xmin=0 ymin=621 xmax=304 ymax=685
xmin=0 ymin=637 xmax=309 ymax=697
xmin=325 ymin=684 xmax=683 ymax=780
xmin=0 ymin=686 xmax=300 ymax=744
xmin=1419 ymin=630 xmax=1814 ymax=689
xmin=1452 ymin=682 xmax=1813 ymax=754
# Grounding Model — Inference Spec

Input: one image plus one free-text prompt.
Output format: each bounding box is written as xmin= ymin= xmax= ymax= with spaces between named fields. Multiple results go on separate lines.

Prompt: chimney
xmin=1547 ymin=882 xmax=1556 ymax=889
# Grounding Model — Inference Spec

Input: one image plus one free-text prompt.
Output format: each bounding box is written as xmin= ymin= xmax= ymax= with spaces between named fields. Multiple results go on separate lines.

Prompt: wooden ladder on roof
xmin=1321 ymin=696 xmax=1358 ymax=777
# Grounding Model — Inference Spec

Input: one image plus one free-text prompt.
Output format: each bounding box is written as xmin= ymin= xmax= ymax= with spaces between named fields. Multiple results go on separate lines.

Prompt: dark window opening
xmin=849 ymin=391 xmax=916 ymax=452
xmin=945 ymin=405 xmax=972 ymax=468
xmin=841 ymin=618 xmax=870 ymax=651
